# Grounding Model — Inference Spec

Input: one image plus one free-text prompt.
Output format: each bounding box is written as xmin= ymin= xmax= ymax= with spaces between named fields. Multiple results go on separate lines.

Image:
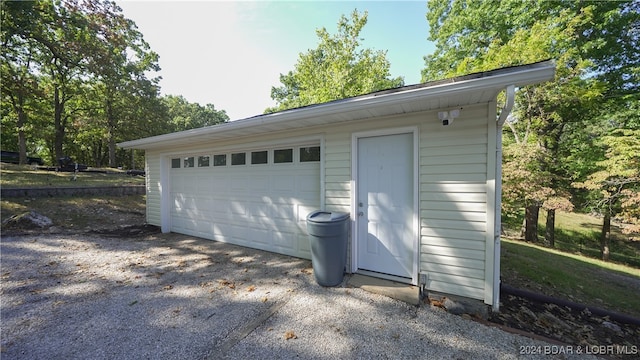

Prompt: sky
xmin=117 ymin=1 xmax=435 ymax=120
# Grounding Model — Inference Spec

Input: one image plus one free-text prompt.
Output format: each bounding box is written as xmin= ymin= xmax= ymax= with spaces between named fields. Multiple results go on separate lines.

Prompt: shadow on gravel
xmin=1 ymin=231 xmax=597 ymax=359
xmin=0 ymin=231 xmax=317 ymax=359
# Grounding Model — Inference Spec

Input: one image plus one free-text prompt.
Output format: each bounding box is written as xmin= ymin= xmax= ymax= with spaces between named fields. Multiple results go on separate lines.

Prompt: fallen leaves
xmin=428 ymin=296 xmax=447 ymax=310
xmin=284 ymin=331 xmax=297 ymax=340
xmin=199 ymin=281 xmax=214 ymax=288
xmin=246 ymin=285 xmax=256 ymax=292
xmin=218 ymin=279 xmax=235 ymax=289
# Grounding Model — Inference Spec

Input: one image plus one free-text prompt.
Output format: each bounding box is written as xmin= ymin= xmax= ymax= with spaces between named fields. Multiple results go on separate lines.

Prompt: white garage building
xmin=119 ymin=61 xmax=555 ymax=310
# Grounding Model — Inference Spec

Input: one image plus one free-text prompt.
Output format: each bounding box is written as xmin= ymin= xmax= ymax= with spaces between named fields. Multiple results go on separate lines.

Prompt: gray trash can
xmin=306 ymin=210 xmax=350 ymax=287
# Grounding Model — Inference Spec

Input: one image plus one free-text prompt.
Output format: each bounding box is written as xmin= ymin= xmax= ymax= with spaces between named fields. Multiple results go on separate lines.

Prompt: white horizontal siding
xmin=145 ymin=152 xmax=161 ymax=226
xmin=421 ymin=210 xmax=486 ymax=222
xmin=421 ymin=227 xmax=486 ymax=242
xmin=422 ymin=144 xmax=487 ymax=156
xmin=421 ymin=218 xmax=485 ymax=232
xmin=422 ymin=262 xmax=484 ymax=279
xmin=423 ymin=245 xmax=484 ymax=261
xmin=420 ymin=154 xmax=486 ymax=165
xmin=428 ymin=272 xmax=485 ymax=289
xmin=419 ymin=104 xmax=490 ymax=301
xmin=421 ymin=192 xmax=486 ymax=202
xmin=421 ymin=253 xmax=485 ymax=270
xmin=323 ymin=132 xmax=351 ymax=213
xmin=421 ymin=236 xmax=485 ymax=251
xmin=427 ymin=279 xmax=485 ymax=299
xmin=421 ymin=201 xmax=486 ymax=212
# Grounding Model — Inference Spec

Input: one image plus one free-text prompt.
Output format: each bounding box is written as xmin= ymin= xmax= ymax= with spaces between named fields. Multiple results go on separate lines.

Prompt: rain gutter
xmin=492 ymin=84 xmax=515 ymax=311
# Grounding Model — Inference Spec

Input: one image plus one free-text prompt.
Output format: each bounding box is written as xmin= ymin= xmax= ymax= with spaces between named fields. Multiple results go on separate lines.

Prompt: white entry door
xmin=357 ymin=133 xmax=414 ymax=280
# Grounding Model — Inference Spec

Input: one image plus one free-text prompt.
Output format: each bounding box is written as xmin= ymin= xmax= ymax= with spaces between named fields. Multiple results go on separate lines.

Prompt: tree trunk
xmin=106 ymin=99 xmax=117 ymax=168
xmin=524 ymin=204 xmax=540 ymax=242
xmin=601 ymin=213 xmax=611 ymax=261
xmin=9 ymin=92 xmax=28 ymax=165
xmin=16 ymin=106 xmax=28 ymax=165
xmin=545 ymin=209 xmax=556 ymax=247
xmin=108 ymin=136 xmax=116 ymax=168
xmin=92 ymin=140 xmax=102 ymax=168
xmin=54 ymin=87 xmax=65 ymax=161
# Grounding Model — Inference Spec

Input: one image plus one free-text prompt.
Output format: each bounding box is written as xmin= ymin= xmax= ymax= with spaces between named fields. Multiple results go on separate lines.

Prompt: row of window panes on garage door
xmin=171 ymin=146 xmax=321 ymax=169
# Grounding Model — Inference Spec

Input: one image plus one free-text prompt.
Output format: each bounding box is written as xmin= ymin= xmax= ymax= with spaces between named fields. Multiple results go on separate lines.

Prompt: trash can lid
xmin=306 ymin=210 xmax=350 ymax=223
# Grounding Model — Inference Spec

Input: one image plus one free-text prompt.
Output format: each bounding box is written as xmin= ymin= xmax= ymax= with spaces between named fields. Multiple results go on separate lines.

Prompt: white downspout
xmin=492 ymin=85 xmax=515 ymax=311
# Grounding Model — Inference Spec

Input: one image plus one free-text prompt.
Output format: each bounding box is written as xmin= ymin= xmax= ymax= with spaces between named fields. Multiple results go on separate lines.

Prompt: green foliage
xmin=162 ymin=95 xmax=228 ymax=132
xmin=422 ymin=0 xmax=640 ymax=240
xmin=0 ymin=0 xmax=228 ymax=168
xmin=501 ymin=141 xmax=573 ymax=217
xmin=573 ymin=128 xmax=640 ymax=234
xmin=1 ymin=1 xmax=51 ymax=163
xmin=267 ymin=10 xmax=404 ymax=113
xmin=423 ymin=0 xmax=639 ymax=95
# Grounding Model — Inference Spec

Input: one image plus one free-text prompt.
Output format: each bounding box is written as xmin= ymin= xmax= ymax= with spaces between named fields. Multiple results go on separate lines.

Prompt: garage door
xmin=169 ymin=145 xmax=321 ymax=259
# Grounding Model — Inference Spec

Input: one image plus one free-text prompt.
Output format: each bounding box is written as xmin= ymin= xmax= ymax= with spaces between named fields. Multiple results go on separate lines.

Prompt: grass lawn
xmin=0 ymin=163 xmax=144 ymax=188
xmin=538 ymin=211 xmax=639 ymax=267
xmin=501 ymin=238 xmax=640 ymax=318
xmin=502 ymin=211 xmax=639 ymax=318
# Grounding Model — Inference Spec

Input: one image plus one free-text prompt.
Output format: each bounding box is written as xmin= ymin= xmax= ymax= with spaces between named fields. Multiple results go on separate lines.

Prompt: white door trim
xmin=351 ymin=126 xmax=419 ymax=285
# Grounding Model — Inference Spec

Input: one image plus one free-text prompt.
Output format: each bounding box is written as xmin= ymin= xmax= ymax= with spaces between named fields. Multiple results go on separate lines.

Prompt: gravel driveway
xmin=1 ymin=232 xmax=595 ymax=359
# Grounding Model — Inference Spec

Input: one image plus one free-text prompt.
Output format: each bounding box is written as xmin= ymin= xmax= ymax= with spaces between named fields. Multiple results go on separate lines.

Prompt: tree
xmin=0 ymin=42 xmax=41 ymax=164
xmin=267 ymin=10 xmax=403 ymax=113
xmin=1 ymin=1 xmax=48 ymax=163
xmin=82 ymin=0 xmax=162 ymax=167
xmin=422 ymin=1 xmax=639 ymax=92
xmin=1 ymin=0 xmax=177 ymax=167
xmin=45 ymin=1 xmax=94 ymax=161
xmin=422 ymin=0 xmax=639 ymax=244
xmin=573 ymin=129 xmax=640 ymax=260
xmin=162 ymin=95 xmax=229 ymax=132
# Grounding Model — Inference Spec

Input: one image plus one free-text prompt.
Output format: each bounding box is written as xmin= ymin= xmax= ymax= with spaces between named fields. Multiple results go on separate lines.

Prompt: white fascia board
xmin=118 ymin=61 xmax=555 ymax=150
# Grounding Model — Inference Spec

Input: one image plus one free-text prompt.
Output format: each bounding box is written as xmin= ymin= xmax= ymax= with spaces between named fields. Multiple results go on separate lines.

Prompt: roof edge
xmin=119 ymin=60 xmax=555 ymax=150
